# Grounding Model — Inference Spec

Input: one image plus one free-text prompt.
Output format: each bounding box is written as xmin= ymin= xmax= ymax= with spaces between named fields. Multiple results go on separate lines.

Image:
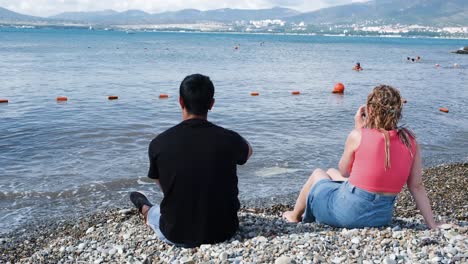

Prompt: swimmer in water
xmin=353 ymin=62 xmax=363 ymax=71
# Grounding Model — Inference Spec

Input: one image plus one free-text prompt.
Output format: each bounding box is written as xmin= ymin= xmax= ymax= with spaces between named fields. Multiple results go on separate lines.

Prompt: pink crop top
xmin=349 ymin=128 xmax=416 ymax=193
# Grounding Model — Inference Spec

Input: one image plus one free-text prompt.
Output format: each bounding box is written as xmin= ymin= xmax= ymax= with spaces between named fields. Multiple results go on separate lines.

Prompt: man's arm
xmin=154 ymin=179 xmax=162 ymax=190
xmin=234 ymin=133 xmax=252 ymax=165
xmin=246 ymin=140 xmax=253 ymax=160
xmin=148 ymin=140 xmax=161 ymax=185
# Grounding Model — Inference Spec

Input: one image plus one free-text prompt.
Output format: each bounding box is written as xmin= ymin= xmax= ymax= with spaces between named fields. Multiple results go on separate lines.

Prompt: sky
xmin=1 ymin=0 xmax=368 ymax=17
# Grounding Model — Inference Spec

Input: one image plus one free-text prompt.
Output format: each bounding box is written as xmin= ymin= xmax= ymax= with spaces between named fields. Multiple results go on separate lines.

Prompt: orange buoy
xmin=159 ymin=94 xmax=169 ymax=99
xmin=439 ymin=107 xmax=449 ymax=113
xmin=108 ymin=96 xmax=119 ymax=100
xmin=0 ymin=99 xmax=8 ymax=103
xmin=292 ymin=91 xmax=301 ymax=95
xmin=332 ymin=83 xmax=345 ymax=94
xmin=250 ymin=92 xmax=259 ymax=96
xmin=56 ymin=96 xmax=68 ymax=102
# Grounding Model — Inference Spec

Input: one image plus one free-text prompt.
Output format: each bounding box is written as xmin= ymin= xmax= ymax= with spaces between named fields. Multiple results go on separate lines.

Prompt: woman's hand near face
xmin=354 ymin=105 xmax=367 ymax=129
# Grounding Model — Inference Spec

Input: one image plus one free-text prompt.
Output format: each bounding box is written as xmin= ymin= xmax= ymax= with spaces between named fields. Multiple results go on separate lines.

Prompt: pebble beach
xmin=1 ymin=163 xmax=467 ymax=264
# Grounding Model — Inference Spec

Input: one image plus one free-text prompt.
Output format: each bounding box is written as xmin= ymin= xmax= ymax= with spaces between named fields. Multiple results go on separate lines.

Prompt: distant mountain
xmin=287 ymin=0 xmax=468 ymax=26
xmin=51 ymin=9 xmax=154 ymax=24
xmin=51 ymin=9 xmax=118 ymax=21
xmin=1 ymin=1 xmax=467 ymax=27
xmin=0 ymin=7 xmax=47 ymax=22
xmin=194 ymin=7 xmax=300 ymax=22
xmin=50 ymin=7 xmax=300 ymax=25
xmin=0 ymin=7 xmax=75 ymax=24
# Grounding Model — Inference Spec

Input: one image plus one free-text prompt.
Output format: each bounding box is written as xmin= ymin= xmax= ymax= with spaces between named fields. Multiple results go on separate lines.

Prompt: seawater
xmin=0 ymin=28 xmax=467 ymax=234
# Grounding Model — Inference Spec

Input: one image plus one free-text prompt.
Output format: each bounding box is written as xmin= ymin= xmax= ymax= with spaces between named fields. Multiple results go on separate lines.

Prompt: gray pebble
xmin=78 ymin=242 xmax=86 ymax=250
xmin=275 ymin=256 xmax=296 ymax=264
xmin=180 ymin=256 xmax=194 ymax=264
xmin=118 ymin=208 xmax=133 ymax=215
xmin=332 ymin=257 xmax=345 ymax=264
xmin=200 ymin=244 xmax=211 ymax=250
xmin=383 ymin=258 xmax=396 ymax=264
xmin=351 ymin=237 xmax=361 ymax=244
xmin=86 ymin=227 xmax=95 ymax=234
xmin=219 ymin=252 xmax=228 ymax=261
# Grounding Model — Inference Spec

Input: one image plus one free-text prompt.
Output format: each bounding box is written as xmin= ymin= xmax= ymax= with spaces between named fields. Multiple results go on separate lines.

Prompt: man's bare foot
xmin=129 ymin=192 xmax=153 ymax=224
xmin=282 ymin=211 xmax=301 ymax=223
xmin=142 ymin=205 xmax=150 ymax=224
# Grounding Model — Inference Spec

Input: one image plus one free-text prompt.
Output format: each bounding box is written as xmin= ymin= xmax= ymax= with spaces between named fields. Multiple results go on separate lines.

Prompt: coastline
xmin=1 ymin=163 xmax=467 ymax=263
xmin=2 ymin=26 xmax=468 ymax=40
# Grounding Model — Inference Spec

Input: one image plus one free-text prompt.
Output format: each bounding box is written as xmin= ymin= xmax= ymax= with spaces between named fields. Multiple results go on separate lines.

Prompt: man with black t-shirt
xmin=130 ymin=74 xmax=252 ymax=247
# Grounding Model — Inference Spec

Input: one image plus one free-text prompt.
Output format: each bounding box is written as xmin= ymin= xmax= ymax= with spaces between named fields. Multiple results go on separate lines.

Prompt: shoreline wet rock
xmin=452 ymin=50 xmax=468 ymax=54
xmin=451 ymin=46 xmax=468 ymax=54
xmin=1 ymin=163 xmax=467 ymax=263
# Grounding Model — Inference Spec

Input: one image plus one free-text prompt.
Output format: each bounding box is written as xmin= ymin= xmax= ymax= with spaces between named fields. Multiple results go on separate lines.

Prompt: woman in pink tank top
xmin=283 ymin=85 xmax=440 ymax=229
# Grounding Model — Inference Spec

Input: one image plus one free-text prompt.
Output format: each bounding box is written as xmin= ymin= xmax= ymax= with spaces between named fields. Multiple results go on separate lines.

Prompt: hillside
xmin=50 ymin=10 xmax=153 ymax=24
xmin=50 ymin=7 xmax=300 ymax=25
xmin=287 ymin=0 xmax=468 ymax=26
xmin=1 ymin=1 xmax=467 ymax=27
xmin=0 ymin=7 xmax=46 ymax=22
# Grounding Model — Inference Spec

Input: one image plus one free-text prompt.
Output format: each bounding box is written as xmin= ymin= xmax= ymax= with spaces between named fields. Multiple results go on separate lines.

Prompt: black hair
xmin=179 ymin=74 xmax=215 ymax=116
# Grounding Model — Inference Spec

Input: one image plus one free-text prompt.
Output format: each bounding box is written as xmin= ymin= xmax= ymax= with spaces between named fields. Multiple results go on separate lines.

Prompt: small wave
xmin=137 ymin=178 xmax=156 ymax=185
xmin=0 ymin=177 xmax=143 ymax=201
xmin=255 ymin=166 xmax=300 ymax=177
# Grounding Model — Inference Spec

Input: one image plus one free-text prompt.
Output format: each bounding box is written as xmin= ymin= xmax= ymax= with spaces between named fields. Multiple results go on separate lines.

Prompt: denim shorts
xmin=303 ymin=179 xmax=397 ymax=228
xmin=147 ymin=205 xmax=193 ymax=247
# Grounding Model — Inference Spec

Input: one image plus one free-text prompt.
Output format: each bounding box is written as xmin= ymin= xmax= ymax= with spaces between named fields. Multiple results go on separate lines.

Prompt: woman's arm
xmin=337 ymin=106 xmax=365 ymax=177
xmin=407 ymin=143 xmax=439 ymax=229
xmin=338 ymin=129 xmax=361 ymax=177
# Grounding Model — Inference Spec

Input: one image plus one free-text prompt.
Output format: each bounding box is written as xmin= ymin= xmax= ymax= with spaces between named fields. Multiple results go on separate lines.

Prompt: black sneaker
xmin=129 ymin=192 xmax=153 ymax=213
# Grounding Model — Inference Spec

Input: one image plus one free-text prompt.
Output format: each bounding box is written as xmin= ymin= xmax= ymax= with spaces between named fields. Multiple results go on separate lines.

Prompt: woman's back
xmin=349 ymin=128 xmax=416 ymax=193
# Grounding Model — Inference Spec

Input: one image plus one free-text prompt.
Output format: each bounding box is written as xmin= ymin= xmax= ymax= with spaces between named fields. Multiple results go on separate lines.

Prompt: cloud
xmin=0 ymin=0 xmax=368 ymax=17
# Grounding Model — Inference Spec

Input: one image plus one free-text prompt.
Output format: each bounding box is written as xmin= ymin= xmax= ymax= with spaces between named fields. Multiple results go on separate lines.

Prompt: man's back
xmin=148 ymin=118 xmax=249 ymax=246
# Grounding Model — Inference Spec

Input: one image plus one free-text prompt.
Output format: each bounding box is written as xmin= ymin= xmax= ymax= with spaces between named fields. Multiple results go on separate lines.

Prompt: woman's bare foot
xmin=282 ymin=211 xmax=302 ymax=223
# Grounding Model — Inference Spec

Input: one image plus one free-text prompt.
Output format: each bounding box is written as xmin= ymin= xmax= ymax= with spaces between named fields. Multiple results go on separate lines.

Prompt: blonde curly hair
xmin=366 ymin=85 xmax=415 ymax=170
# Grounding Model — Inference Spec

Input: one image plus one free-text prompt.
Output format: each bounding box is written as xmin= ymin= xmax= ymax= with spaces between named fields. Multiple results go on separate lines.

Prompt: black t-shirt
xmin=148 ymin=118 xmax=249 ymax=246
